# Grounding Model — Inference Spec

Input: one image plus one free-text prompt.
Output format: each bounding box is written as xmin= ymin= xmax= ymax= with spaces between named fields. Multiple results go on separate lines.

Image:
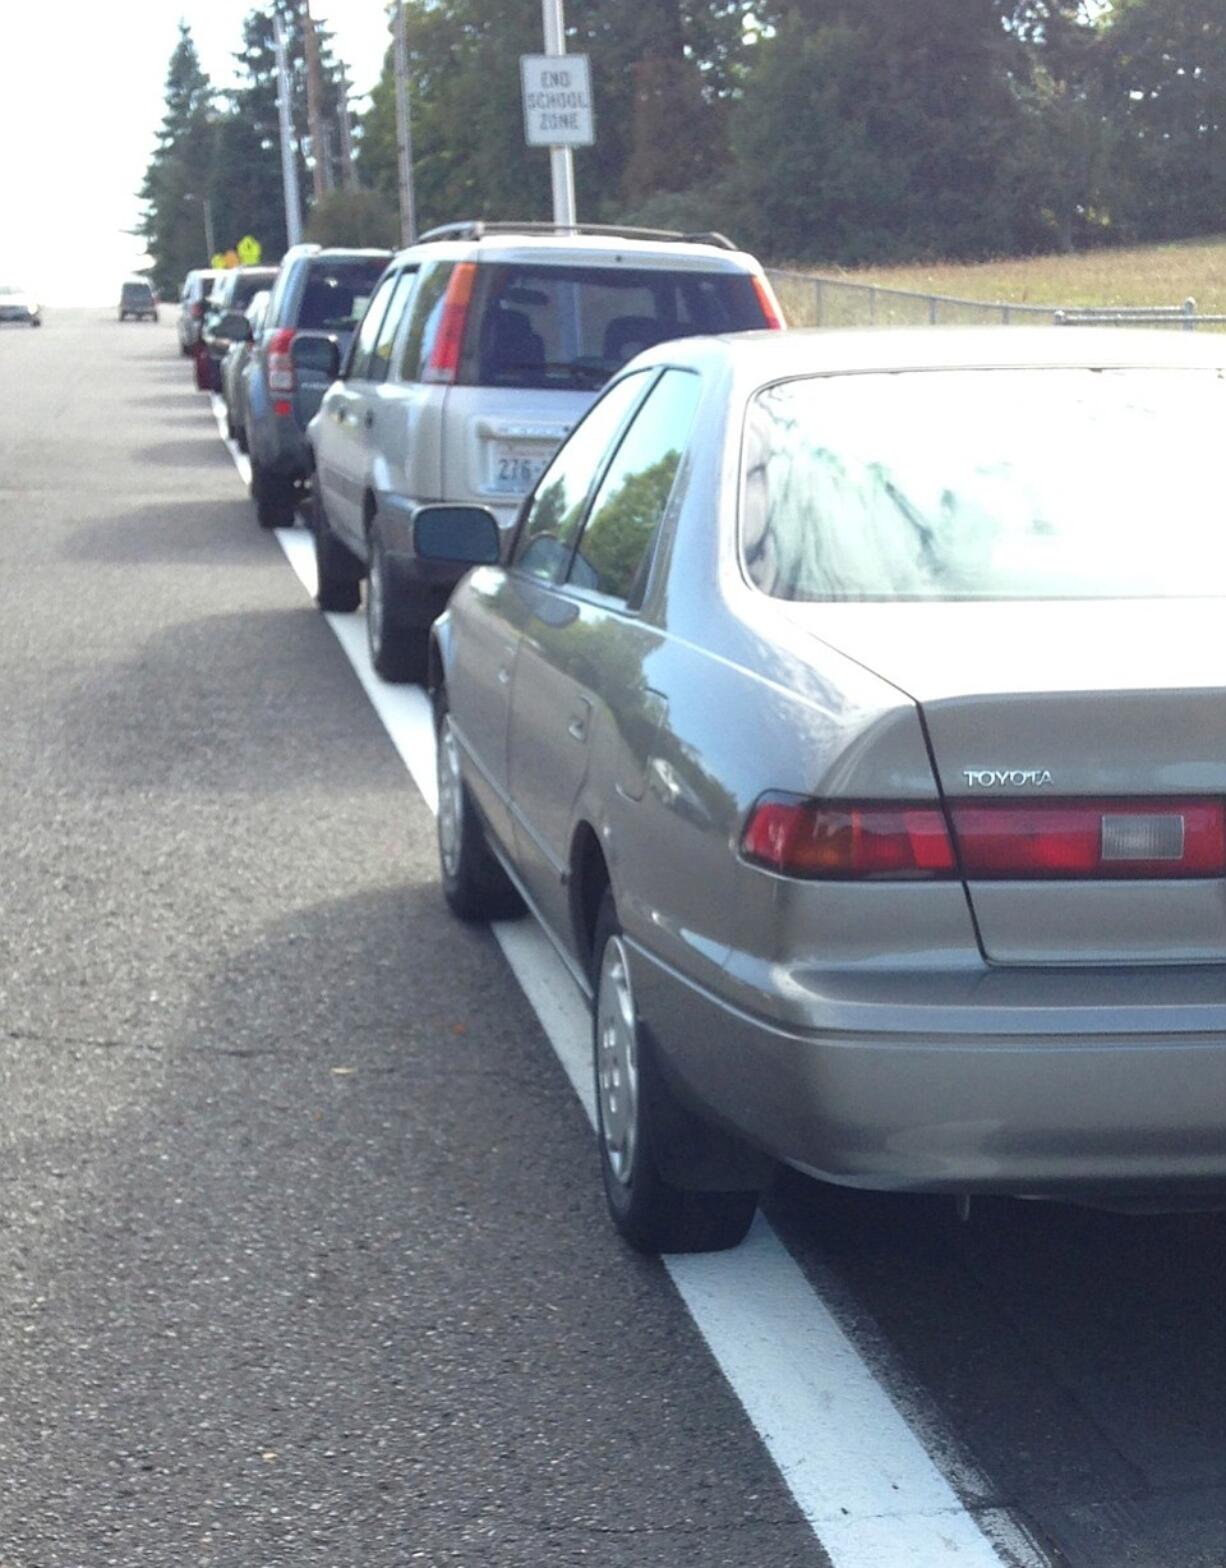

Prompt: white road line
xmin=208 ymin=395 xmax=1019 ymax=1568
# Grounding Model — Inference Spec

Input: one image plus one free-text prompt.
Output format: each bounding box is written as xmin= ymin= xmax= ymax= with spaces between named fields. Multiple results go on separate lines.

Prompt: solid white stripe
xmin=207 ymin=394 xmax=1015 ymax=1567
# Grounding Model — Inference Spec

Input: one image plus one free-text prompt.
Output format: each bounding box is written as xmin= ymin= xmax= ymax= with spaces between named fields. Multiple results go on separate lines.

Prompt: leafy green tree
xmin=726 ymin=0 xmax=1047 ymax=262
xmin=138 ymin=24 xmax=217 ymax=295
xmin=305 ymin=188 xmax=398 ymax=248
xmin=1101 ymin=0 xmax=1226 ymax=241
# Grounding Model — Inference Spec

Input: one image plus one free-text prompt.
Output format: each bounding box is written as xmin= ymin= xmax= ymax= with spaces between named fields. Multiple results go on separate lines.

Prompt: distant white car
xmin=0 ymin=286 xmax=41 ymax=327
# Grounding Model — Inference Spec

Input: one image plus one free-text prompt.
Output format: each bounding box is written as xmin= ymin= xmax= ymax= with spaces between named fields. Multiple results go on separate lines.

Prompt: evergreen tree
xmin=138 ymin=24 xmax=217 ymax=295
xmin=213 ymin=3 xmax=350 ymax=262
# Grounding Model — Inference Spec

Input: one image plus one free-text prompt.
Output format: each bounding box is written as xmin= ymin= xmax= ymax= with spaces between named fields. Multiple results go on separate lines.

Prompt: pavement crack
xmin=3 ymin=1026 xmax=157 ymax=1055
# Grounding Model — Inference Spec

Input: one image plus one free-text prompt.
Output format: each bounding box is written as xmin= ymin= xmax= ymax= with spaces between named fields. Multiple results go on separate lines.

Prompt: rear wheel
xmin=366 ymin=522 xmax=427 ymax=683
xmin=435 ymin=698 xmax=524 ymax=922
xmin=592 ymin=892 xmax=759 ymax=1254
xmin=251 ymin=460 xmax=296 ymax=530
xmin=312 ymin=493 xmax=363 ymax=613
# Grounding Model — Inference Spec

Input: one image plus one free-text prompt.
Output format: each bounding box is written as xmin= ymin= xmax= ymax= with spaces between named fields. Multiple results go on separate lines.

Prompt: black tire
xmin=366 ymin=522 xmax=428 ymax=683
xmin=251 ymin=460 xmax=296 ymax=530
xmin=225 ymin=406 xmax=237 ymax=440
xmin=434 ymin=695 xmax=524 ymax=922
xmin=30 ymin=318 xmax=41 ymax=329
xmin=591 ymin=892 xmax=759 ymax=1254
xmin=235 ymin=422 xmax=249 ymax=455
xmin=312 ymin=493 xmax=363 ymax=612
xmin=118 ymin=311 xmax=127 ymax=322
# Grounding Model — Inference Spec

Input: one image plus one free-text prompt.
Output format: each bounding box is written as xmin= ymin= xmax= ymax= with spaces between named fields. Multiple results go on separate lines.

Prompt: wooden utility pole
xmin=303 ymin=1 xmax=331 ymax=200
xmin=336 ymin=57 xmax=358 ymax=191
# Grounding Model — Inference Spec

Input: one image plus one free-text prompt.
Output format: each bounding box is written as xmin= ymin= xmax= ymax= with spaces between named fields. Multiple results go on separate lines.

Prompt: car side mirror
xmin=413 ymin=506 xmax=501 ymax=566
xmin=216 ymin=310 xmax=253 ymax=343
xmin=292 ymin=332 xmax=340 ymax=379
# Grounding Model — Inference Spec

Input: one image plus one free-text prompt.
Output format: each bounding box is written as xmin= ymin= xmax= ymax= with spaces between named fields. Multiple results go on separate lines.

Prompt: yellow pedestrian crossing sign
xmin=236 ymin=235 xmax=262 ymax=266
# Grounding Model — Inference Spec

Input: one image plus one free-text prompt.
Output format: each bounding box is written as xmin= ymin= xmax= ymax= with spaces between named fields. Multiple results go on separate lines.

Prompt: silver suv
xmin=306 ymin=222 xmax=783 ymax=681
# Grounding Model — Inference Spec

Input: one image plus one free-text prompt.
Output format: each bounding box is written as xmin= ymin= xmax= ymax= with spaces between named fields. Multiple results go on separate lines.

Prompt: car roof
xmin=624 ymin=324 xmax=1226 ymax=380
xmin=390 ymin=231 xmax=760 ymax=274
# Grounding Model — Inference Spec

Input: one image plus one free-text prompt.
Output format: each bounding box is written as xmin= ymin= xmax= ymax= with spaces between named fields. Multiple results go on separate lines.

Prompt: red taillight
xmin=191 ymin=300 xmax=204 ymax=319
xmin=741 ymin=795 xmax=955 ymax=879
xmin=266 ymin=327 xmax=296 ymax=395
xmin=423 ymin=262 xmax=477 ymax=383
xmin=949 ymin=799 xmax=1226 ymax=879
xmin=751 ymin=274 xmax=785 ymax=330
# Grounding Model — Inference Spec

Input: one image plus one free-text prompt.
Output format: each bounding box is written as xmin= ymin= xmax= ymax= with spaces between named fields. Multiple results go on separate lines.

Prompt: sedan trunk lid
xmin=787 ymin=599 xmax=1226 ymax=964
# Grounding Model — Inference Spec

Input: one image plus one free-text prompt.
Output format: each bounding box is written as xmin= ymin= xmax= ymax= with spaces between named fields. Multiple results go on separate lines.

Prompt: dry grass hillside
xmin=768 ymin=236 xmax=1226 ymax=328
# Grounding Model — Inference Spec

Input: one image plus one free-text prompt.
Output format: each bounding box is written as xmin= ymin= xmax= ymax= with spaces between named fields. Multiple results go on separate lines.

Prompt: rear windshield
xmin=297 ymin=260 xmax=387 ymax=332
xmin=122 ymin=284 xmax=152 ymax=300
xmin=231 ymin=272 xmax=275 ymax=309
xmin=743 ymin=368 xmax=1226 ymax=602
xmin=462 ymin=263 xmax=767 ymax=391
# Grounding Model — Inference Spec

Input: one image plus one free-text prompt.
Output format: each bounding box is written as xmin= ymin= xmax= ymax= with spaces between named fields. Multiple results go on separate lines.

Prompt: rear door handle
xmin=567 ymin=698 xmax=593 ymax=743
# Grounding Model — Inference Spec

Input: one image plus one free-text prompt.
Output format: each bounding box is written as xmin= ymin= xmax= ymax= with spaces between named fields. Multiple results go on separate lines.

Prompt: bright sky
xmin=0 ymin=2 xmax=393 ymax=303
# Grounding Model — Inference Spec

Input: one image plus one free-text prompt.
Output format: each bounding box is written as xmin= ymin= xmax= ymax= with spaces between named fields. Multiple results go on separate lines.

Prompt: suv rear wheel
xmin=251 ymin=460 xmax=296 ymax=530
xmin=312 ymin=492 xmax=363 ymax=613
xmin=366 ymin=521 xmax=428 ymax=683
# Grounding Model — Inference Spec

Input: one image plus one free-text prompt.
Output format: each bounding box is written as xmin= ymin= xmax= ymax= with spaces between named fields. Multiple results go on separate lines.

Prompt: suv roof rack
xmin=413 ymin=220 xmax=739 ymax=252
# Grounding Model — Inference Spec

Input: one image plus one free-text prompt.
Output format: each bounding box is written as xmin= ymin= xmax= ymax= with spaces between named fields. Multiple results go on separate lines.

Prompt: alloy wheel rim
xmin=596 ymin=934 xmax=638 ymax=1188
xmin=437 ymin=719 xmax=463 ymax=879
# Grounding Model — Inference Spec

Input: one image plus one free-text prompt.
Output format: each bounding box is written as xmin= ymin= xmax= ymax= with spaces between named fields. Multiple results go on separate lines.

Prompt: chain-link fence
xmin=765 ymin=270 xmax=1226 ymax=332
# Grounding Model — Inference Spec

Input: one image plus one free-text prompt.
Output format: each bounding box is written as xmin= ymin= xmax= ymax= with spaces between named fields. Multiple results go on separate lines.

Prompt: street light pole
xmin=393 ymin=1 xmax=418 ymax=246
xmin=273 ymin=11 xmax=304 ymax=247
xmin=541 ymin=0 xmax=576 ymax=228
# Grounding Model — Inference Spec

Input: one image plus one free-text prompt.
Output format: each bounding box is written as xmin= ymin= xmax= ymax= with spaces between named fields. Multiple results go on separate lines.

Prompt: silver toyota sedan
xmin=416 ymin=326 xmax=1226 ymax=1253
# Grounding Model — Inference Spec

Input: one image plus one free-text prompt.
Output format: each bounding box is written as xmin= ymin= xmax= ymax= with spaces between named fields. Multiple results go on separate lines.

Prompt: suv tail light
xmin=423 ymin=263 xmax=477 ymax=383
xmin=751 ymin=274 xmax=785 ymax=330
xmin=741 ymin=794 xmax=1226 ymax=881
xmin=191 ymin=300 xmax=204 ymax=319
xmin=949 ymin=799 xmax=1226 ymax=879
xmin=266 ymin=327 xmax=296 ymax=396
xmin=741 ymin=795 xmax=955 ymax=879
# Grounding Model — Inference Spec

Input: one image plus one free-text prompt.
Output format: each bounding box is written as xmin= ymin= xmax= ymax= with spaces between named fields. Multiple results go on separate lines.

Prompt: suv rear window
xmin=297 ymin=260 xmax=387 ymax=333
xmin=460 ymin=264 xmax=767 ymax=391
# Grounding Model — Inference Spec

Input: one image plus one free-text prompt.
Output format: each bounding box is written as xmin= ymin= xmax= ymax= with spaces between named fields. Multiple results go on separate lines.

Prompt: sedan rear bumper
xmin=631 ymin=941 xmax=1226 ymax=1196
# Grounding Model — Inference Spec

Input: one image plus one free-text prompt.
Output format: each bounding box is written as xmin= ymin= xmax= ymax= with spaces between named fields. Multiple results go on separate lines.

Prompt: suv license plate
xmin=489 ymin=444 xmax=553 ymax=494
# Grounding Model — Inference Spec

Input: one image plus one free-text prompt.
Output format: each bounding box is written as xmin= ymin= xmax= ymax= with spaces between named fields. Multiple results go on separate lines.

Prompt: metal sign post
xmin=529 ymin=0 xmax=593 ymax=229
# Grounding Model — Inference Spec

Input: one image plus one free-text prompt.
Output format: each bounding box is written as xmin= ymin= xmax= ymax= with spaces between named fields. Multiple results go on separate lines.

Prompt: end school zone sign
xmin=521 ymin=54 xmax=595 ymax=147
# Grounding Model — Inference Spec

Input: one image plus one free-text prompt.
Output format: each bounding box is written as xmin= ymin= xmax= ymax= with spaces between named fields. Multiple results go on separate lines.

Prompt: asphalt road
xmin=2 ymin=311 xmax=1225 ymax=1568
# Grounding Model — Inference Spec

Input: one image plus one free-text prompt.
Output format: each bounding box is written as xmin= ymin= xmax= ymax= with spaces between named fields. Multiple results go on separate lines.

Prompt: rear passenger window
xmin=347 ymin=271 xmax=399 ymax=382
xmin=568 ymin=370 xmax=701 ymax=605
xmin=511 ymin=372 xmax=649 ymax=584
xmin=397 ymin=261 xmax=455 ymax=382
xmin=371 ymin=268 xmax=418 ymax=383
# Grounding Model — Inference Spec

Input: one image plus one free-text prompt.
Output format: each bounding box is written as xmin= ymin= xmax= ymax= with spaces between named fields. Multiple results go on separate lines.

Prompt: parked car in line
xmin=194 ymin=265 xmax=278 ymax=391
xmin=176 ymin=269 xmax=219 ymax=355
xmin=241 ymin=243 xmax=392 ymax=529
xmin=118 ymin=279 xmax=158 ymax=322
xmin=0 ymin=285 xmax=41 ymax=327
xmin=307 ymin=221 xmax=783 ymax=681
xmin=221 ymin=290 xmax=271 ymax=452
xmin=418 ymin=325 xmax=1226 ymax=1254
